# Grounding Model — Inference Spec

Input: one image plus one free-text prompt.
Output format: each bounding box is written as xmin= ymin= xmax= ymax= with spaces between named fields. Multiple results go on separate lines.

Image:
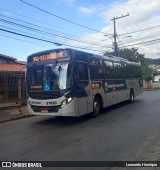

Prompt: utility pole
xmin=111 ymin=13 xmax=129 ymax=56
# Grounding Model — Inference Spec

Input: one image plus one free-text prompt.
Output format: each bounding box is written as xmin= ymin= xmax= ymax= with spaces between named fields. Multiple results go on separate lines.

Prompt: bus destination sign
xmin=32 ymin=52 xmax=63 ymax=62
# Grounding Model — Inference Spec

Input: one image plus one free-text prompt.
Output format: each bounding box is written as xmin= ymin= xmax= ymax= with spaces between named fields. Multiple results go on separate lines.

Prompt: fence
xmin=0 ymin=71 xmax=26 ymax=103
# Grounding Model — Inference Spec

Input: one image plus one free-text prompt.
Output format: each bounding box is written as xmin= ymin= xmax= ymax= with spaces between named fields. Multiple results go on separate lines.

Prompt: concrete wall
xmin=143 ymin=80 xmax=152 ymax=90
xmin=143 ymin=80 xmax=160 ymax=90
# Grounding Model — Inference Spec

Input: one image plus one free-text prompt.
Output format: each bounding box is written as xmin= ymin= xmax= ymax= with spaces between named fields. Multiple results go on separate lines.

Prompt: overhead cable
xmin=19 ymin=0 xmax=112 ymax=35
xmin=0 ymin=28 xmax=112 ymax=52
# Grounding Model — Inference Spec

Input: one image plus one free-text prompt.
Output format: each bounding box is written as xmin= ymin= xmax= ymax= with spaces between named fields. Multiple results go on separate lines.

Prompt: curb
xmin=0 ymin=114 xmax=34 ymax=124
xmin=143 ymin=88 xmax=160 ymax=91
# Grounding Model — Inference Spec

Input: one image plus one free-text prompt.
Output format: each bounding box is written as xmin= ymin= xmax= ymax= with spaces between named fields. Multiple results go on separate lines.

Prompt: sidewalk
xmin=0 ymin=103 xmax=31 ymax=124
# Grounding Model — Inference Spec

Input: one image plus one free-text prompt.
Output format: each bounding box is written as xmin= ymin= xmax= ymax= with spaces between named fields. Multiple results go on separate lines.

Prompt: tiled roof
xmin=0 ymin=64 xmax=26 ymax=72
xmin=0 ymin=54 xmax=16 ymax=61
xmin=16 ymin=61 xmax=27 ymax=65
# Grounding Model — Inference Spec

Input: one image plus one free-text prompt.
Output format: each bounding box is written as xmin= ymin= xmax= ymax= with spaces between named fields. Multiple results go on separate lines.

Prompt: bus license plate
xmin=41 ymin=109 xmax=48 ymax=113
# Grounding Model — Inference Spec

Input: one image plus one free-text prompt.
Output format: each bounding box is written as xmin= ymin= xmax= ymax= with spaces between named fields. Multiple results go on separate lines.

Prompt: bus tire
xmin=92 ymin=97 xmax=101 ymax=117
xmin=129 ymin=89 xmax=135 ymax=103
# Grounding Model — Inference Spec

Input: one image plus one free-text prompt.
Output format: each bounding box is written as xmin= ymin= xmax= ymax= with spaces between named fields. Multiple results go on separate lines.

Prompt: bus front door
xmin=75 ymin=62 xmax=90 ymax=116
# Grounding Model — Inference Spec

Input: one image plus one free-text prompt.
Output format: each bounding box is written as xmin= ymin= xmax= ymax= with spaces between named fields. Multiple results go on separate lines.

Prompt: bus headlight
xmin=61 ymin=97 xmax=73 ymax=108
xmin=67 ymin=97 xmax=73 ymax=103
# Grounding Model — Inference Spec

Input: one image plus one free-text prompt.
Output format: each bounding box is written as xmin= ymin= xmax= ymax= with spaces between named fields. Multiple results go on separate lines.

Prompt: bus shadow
xmin=101 ymin=99 xmax=142 ymax=114
xmin=35 ymin=114 xmax=92 ymax=126
xmin=35 ymin=99 xmax=142 ymax=126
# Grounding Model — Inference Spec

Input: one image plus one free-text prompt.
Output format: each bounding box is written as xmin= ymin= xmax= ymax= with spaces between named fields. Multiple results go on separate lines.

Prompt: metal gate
xmin=0 ymin=71 xmax=26 ymax=103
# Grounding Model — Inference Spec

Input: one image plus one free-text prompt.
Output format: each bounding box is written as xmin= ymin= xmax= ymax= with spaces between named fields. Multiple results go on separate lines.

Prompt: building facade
xmin=0 ymin=54 xmax=26 ymax=103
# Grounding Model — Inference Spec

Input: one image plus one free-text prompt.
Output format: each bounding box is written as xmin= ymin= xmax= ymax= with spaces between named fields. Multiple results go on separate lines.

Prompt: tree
xmin=142 ymin=66 xmax=153 ymax=81
xmin=117 ymin=48 xmax=148 ymax=66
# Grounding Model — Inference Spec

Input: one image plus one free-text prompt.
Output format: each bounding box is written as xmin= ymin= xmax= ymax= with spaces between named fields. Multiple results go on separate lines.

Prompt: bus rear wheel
xmin=92 ymin=97 xmax=101 ymax=117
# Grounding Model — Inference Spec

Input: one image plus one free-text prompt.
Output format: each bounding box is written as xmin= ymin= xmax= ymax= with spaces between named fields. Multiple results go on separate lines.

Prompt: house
xmin=0 ymin=54 xmax=26 ymax=102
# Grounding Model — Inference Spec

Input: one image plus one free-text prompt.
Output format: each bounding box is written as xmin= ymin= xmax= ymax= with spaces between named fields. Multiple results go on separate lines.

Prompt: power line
xmin=120 ymin=31 xmax=160 ymax=45
xmin=0 ymin=28 xmax=111 ymax=52
xmin=0 ymin=7 xmax=85 ymax=37
xmin=118 ymin=30 xmax=160 ymax=47
xmin=0 ymin=31 xmax=73 ymax=62
xmin=0 ymin=17 xmax=105 ymax=48
xmin=0 ymin=13 xmax=114 ymax=49
xmin=138 ymin=41 xmax=160 ymax=48
xmin=0 ymin=7 xmax=113 ymax=49
xmin=119 ymin=38 xmax=160 ymax=48
xmin=19 ymin=0 xmax=112 ymax=35
xmin=0 ymin=28 xmax=62 ymax=45
xmin=0 ymin=31 xmax=57 ymax=48
xmin=119 ymin=24 xmax=160 ymax=36
xmin=0 ymin=9 xmax=101 ymax=43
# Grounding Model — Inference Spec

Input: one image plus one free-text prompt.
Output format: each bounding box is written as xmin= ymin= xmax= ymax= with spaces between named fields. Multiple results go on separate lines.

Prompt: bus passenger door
xmin=74 ymin=62 xmax=90 ymax=116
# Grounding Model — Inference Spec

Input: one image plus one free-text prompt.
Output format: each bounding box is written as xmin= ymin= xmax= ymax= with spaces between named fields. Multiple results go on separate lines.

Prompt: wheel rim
xmin=94 ymin=101 xmax=100 ymax=114
xmin=131 ymin=94 xmax=133 ymax=101
xmin=131 ymin=93 xmax=134 ymax=102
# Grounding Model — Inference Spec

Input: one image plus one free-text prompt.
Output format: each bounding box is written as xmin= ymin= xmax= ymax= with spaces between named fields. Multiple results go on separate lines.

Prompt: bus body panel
xmin=26 ymin=48 xmax=143 ymax=117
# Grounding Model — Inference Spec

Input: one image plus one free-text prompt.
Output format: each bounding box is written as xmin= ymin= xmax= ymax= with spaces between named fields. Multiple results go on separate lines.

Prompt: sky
xmin=0 ymin=0 xmax=160 ymax=61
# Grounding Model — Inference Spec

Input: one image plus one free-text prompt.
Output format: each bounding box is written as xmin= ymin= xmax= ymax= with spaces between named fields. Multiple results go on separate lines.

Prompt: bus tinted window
xmin=104 ymin=60 xmax=113 ymax=79
xmin=125 ymin=64 xmax=142 ymax=78
xmin=121 ymin=63 xmax=127 ymax=79
xmin=77 ymin=62 xmax=89 ymax=88
xmin=89 ymin=59 xmax=103 ymax=80
xmin=138 ymin=66 xmax=142 ymax=78
xmin=77 ymin=63 xmax=88 ymax=81
xmin=113 ymin=62 xmax=122 ymax=79
xmin=27 ymin=66 xmax=44 ymax=91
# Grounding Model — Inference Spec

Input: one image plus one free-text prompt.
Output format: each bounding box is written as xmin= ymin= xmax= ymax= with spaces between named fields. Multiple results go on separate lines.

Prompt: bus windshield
xmin=27 ymin=62 xmax=73 ymax=91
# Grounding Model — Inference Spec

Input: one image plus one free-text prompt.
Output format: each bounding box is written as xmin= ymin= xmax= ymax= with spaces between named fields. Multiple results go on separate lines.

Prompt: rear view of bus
xmin=27 ymin=49 xmax=76 ymax=116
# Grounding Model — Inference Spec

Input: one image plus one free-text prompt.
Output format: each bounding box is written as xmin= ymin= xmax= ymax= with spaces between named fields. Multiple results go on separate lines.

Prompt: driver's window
xmin=77 ymin=62 xmax=89 ymax=88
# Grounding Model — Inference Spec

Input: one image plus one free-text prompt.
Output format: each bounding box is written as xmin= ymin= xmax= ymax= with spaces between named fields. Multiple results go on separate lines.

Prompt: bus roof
xmin=27 ymin=48 xmax=141 ymax=66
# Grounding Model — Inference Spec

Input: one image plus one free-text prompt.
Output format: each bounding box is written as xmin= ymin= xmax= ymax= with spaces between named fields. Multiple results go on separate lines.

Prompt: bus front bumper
xmin=27 ymin=98 xmax=78 ymax=117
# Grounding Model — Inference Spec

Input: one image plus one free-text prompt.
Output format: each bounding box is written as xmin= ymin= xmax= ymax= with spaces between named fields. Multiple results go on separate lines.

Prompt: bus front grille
xmin=31 ymin=105 xmax=61 ymax=112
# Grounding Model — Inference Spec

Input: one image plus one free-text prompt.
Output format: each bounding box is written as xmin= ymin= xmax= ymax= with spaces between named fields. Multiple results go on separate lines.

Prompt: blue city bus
xmin=26 ymin=48 xmax=143 ymax=117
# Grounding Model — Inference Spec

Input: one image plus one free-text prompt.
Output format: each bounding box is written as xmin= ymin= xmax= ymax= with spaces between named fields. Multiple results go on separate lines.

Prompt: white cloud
xmin=77 ymin=4 xmax=105 ymax=17
xmin=65 ymin=0 xmax=76 ymax=5
xmin=72 ymin=0 xmax=160 ymax=59
xmin=56 ymin=0 xmax=76 ymax=5
xmin=78 ymin=6 xmax=95 ymax=16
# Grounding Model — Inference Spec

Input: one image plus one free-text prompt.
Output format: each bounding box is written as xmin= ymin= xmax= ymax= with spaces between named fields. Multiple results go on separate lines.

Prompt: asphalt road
xmin=0 ymin=90 xmax=160 ymax=168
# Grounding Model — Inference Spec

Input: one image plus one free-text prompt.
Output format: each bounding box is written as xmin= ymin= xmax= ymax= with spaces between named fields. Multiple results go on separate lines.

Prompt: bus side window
xmin=121 ymin=63 xmax=127 ymax=79
xmin=138 ymin=66 xmax=142 ymax=78
xmin=90 ymin=59 xmax=103 ymax=80
xmin=104 ymin=60 xmax=113 ymax=79
xmin=77 ymin=62 xmax=89 ymax=88
xmin=113 ymin=62 xmax=122 ymax=79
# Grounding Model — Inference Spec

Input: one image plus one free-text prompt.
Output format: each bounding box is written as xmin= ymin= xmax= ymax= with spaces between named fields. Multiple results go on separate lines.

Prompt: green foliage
xmin=118 ymin=48 xmax=148 ymax=66
xmin=142 ymin=66 xmax=153 ymax=81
